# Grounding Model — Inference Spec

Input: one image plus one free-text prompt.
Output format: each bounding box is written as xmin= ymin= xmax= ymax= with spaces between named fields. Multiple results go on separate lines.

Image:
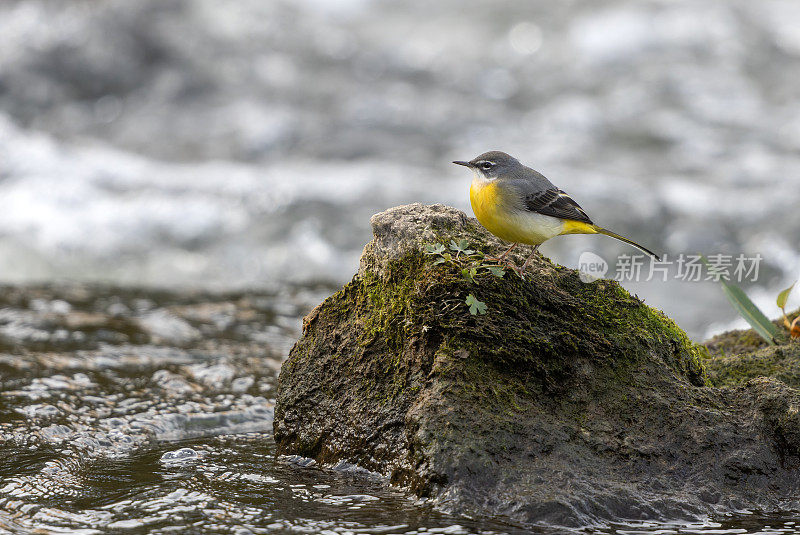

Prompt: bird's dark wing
xmin=524 ymin=188 xmax=593 ymax=224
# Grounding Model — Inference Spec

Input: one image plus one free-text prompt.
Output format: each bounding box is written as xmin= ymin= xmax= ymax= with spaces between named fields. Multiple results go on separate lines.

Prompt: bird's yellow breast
xmin=469 ymin=177 xmax=568 ymax=245
xmin=469 ymin=178 xmax=501 ymax=225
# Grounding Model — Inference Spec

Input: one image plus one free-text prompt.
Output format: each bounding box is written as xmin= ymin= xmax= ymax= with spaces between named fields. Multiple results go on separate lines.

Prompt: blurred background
xmin=1 ymin=0 xmax=799 ymax=339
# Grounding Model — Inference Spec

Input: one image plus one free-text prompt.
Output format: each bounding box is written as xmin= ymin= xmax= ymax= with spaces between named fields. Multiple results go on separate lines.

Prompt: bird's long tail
xmin=593 ymin=226 xmax=661 ymax=261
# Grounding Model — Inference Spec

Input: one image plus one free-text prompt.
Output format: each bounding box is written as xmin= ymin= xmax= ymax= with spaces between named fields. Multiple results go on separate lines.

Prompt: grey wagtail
xmin=453 ymin=151 xmax=660 ymax=274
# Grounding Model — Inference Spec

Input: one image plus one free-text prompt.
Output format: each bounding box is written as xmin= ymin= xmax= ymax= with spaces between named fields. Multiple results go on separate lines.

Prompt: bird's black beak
xmin=452 ymin=160 xmax=471 ymax=167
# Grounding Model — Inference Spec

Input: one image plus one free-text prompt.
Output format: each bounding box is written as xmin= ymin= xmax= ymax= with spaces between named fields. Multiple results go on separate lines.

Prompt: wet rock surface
xmin=275 ymin=203 xmax=800 ymax=530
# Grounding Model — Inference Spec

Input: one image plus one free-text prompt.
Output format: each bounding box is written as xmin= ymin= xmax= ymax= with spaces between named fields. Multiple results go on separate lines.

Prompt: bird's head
xmin=452 ymin=151 xmax=521 ymax=180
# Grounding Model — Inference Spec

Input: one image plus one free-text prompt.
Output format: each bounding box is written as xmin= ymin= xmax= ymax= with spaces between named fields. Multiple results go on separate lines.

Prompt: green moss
xmin=703 ymin=343 xmax=800 ymax=388
xmin=699 ymin=309 xmax=800 ymax=388
xmin=369 ymin=244 xmax=704 ymax=394
xmin=574 ymin=279 xmax=708 ymax=386
xmin=704 ymin=308 xmax=799 ymax=357
xmin=342 ymin=242 xmax=707 ymax=404
xmin=704 ymin=328 xmax=774 ymax=356
xmin=359 ymin=254 xmax=426 ymax=353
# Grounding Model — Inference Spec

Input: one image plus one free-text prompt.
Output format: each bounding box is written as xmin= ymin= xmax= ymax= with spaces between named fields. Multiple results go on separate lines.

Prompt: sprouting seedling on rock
xmin=777 ymin=282 xmax=800 ymax=339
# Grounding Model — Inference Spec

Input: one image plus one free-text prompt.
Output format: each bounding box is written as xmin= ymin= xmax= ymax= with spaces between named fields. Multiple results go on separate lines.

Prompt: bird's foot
xmin=505 ymin=261 xmax=526 ymax=279
xmin=485 ymin=255 xmax=517 ymax=269
xmin=484 ymin=256 xmax=526 ymax=278
xmin=484 ymin=243 xmax=518 ymax=266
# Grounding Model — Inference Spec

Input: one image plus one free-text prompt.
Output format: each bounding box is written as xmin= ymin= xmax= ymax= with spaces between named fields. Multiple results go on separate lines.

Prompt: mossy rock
xmin=275 ymin=204 xmax=800 ymax=530
xmin=703 ymin=310 xmax=800 ymax=388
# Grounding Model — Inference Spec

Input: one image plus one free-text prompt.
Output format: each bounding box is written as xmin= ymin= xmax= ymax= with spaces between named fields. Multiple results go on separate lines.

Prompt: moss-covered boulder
xmin=703 ymin=312 xmax=800 ymax=388
xmin=274 ymin=204 xmax=800 ymax=530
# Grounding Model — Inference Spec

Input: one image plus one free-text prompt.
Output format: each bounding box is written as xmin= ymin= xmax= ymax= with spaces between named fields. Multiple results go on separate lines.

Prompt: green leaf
xmin=777 ymin=281 xmax=796 ymax=311
xmin=720 ymin=282 xmax=778 ymax=345
xmin=449 ymin=238 xmax=474 ymax=256
xmin=424 ymin=243 xmax=445 ymax=255
xmin=701 ymin=255 xmax=777 ymax=345
xmin=465 ymin=294 xmax=487 ymax=315
xmin=461 ymin=267 xmax=478 ymax=284
xmin=433 ymin=257 xmax=445 ymax=265
xmin=486 ymin=265 xmax=505 ymax=278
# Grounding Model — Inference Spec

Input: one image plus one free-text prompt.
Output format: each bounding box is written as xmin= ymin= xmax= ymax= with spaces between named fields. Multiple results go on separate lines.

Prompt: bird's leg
xmin=485 ymin=243 xmax=518 ymax=264
xmin=520 ymin=244 xmax=540 ymax=273
xmin=486 ymin=243 xmax=528 ymax=278
xmin=504 ymin=245 xmax=540 ymax=280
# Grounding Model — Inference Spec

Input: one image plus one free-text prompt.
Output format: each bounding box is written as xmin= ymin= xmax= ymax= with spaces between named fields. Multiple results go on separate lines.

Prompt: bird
xmin=452 ymin=151 xmax=660 ymax=275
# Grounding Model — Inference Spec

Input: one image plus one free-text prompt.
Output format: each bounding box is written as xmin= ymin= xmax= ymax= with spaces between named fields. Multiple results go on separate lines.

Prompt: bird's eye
xmin=480 ymin=161 xmax=493 ymax=170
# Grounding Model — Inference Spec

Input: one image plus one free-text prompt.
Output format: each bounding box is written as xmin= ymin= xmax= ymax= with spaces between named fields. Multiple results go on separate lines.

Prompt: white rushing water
xmin=1 ymin=0 xmax=800 ymax=338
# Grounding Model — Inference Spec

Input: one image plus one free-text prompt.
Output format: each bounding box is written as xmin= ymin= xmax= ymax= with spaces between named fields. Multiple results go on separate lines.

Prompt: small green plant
xmin=702 ymin=255 xmax=797 ymax=344
xmin=448 ymin=238 xmax=475 ymax=257
xmin=465 ymin=294 xmax=487 ymax=315
xmin=424 ymin=239 xmax=506 ymax=315
xmin=777 ymin=281 xmax=800 ymax=339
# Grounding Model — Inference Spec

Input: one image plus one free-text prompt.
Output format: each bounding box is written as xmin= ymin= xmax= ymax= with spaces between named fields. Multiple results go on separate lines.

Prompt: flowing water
xmin=0 ymin=286 xmax=797 ymax=534
xmin=2 ymin=0 xmax=800 ymax=532
xmin=1 ymin=0 xmax=799 ymax=339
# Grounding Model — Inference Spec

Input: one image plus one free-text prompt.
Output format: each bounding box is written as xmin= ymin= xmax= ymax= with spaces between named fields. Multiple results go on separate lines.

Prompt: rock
xmin=274 ymin=203 xmax=800 ymax=530
xmin=703 ymin=312 xmax=800 ymax=388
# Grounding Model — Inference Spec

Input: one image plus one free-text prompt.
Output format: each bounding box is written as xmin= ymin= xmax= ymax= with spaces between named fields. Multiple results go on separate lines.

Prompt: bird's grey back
xmin=500 ymin=163 xmax=557 ymax=206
